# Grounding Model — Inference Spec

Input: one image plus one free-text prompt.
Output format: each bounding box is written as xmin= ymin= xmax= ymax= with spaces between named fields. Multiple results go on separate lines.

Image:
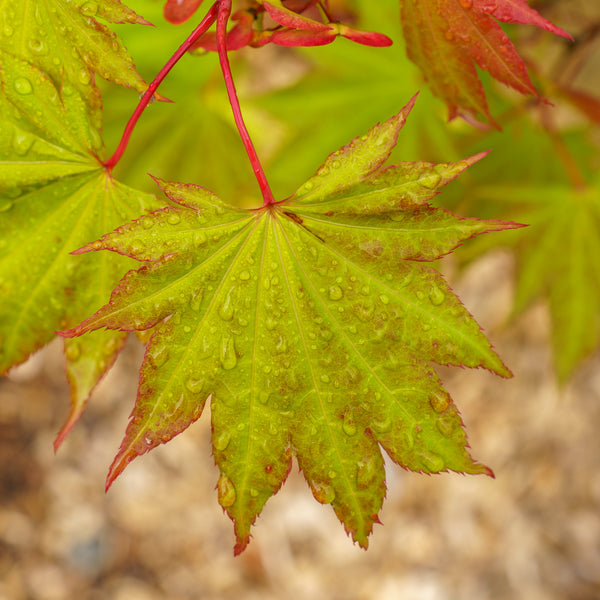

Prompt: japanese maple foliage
xmin=400 ymin=0 xmax=571 ymax=125
xmin=1 ymin=0 xmax=588 ymax=556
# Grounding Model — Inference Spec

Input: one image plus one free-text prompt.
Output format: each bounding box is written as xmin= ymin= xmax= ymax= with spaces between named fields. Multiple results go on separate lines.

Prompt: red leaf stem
xmin=216 ymin=0 xmax=276 ymax=206
xmin=103 ymin=2 xmax=219 ymax=172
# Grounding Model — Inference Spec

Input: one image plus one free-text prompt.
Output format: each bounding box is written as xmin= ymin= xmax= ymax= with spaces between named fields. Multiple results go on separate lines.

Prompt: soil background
xmin=1 ymin=251 xmax=599 ymax=600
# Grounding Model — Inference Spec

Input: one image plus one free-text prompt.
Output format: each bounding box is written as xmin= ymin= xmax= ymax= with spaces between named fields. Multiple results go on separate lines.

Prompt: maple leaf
xmin=62 ymin=97 xmax=519 ymax=553
xmin=399 ymin=0 xmax=571 ymax=125
xmin=0 ymin=52 xmax=161 ymax=444
xmin=0 ymin=0 xmax=151 ymax=108
xmin=474 ymin=176 xmax=600 ymax=381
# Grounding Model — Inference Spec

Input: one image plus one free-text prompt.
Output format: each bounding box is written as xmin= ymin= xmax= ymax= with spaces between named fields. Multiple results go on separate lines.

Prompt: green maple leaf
xmin=475 ymin=177 xmax=600 ymax=381
xmin=0 ymin=51 xmax=160 ymax=444
xmin=63 ymin=97 xmax=518 ymax=553
xmin=0 ymin=0 xmax=150 ymax=108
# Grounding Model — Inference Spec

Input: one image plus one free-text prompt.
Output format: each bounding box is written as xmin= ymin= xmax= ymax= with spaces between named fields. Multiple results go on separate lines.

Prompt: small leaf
xmin=0 ymin=0 xmax=150 ymax=107
xmin=399 ymin=0 xmax=571 ymax=124
xmin=63 ymin=99 xmax=517 ymax=553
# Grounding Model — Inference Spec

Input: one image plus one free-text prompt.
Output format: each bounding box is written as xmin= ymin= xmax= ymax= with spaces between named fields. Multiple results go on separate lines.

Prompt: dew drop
xmin=3 ymin=24 xmax=14 ymax=36
xmin=141 ymin=216 xmax=153 ymax=229
xmin=149 ymin=344 xmax=169 ymax=367
xmin=418 ymin=171 xmax=442 ymax=189
xmin=357 ymin=456 xmax=377 ymax=488
xmin=220 ymin=335 xmax=237 ymax=370
xmin=320 ymin=374 xmax=330 ymax=384
xmin=239 ymin=270 xmax=250 ymax=281
xmin=429 ymin=284 xmax=445 ymax=306
xmin=80 ymin=1 xmax=98 ymax=16
xmin=217 ymin=475 xmax=236 ymax=507
xmin=167 ymin=213 xmax=181 ymax=225
xmin=331 ymin=159 xmax=341 ymax=169
xmin=214 ymin=431 xmax=231 ymax=451
xmin=14 ymin=78 xmax=32 ymax=95
xmin=429 ymin=390 xmax=450 ymax=413
xmin=419 ymin=451 xmax=445 ymax=472
xmin=12 ymin=130 xmax=34 ymax=156
xmin=218 ymin=288 xmax=235 ymax=321
xmin=186 ymin=378 xmax=204 ymax=394
xmin=28 ymin=38 xmax=48 ymax=55
xmin=436 ymin=417 xmax=456 ymax=438
xmin=190 ymin=290 xmax=203 ymax=311
xmin=259 ymin=391 xmax=270 ymax=405
xmin=129 ymin=238 xmax=146 ymax=254
xmin=311 ymin=481 xmax=335 ymax=504
xmin=342 ymin=407 xmax=357 ymax=436
xmin=379 ymin=294 xmax=389 ymax=305
xmin=78 ymin=68 xmax=92 ymax=85
xmin=328 ymin=285 xmax=343 ymax=301
xmin=304 ymin=181 xmax=314 ymax=191
xmin=193 ymin=231 xmax=206 ymax=247
xmin=250 ymin=488 xmax=259 ymax=498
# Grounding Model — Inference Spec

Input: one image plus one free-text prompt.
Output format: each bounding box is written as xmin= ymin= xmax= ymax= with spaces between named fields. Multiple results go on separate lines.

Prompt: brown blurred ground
xmin=1 ymin=251 xmax=599 ymax=600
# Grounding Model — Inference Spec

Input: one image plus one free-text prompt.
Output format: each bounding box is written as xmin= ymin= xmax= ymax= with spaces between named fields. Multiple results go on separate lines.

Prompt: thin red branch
xmin=103 ymin=2 xmax=220 ymax=172
xmin=216 ymin=0 xmax=276 ymax=207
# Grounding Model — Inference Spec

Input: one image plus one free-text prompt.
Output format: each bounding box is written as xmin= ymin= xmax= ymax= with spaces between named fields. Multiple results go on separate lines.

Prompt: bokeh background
xmin=1 ymin=0 xmax=599 ymax=598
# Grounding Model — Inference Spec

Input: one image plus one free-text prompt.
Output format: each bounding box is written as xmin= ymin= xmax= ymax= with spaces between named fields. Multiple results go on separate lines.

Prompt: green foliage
xmin=0 ymin=0 xmax=597 ymax=554
xmin=63 ymin=101 xmax=515 ymax=552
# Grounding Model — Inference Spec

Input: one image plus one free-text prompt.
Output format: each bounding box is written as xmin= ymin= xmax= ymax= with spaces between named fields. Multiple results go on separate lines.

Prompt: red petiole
xmin=105 ymin=0 xmax=276 ymax=208
xmin=216 ymin=0 xmax=276 ymax=207
xmin=103 ymin=2 xmax=219 ymax=171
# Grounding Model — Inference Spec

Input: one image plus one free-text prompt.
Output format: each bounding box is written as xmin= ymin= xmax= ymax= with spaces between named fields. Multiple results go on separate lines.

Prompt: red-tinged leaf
xmin=438 ymin=1 xmax=537 ymax=97
xmin=401 ymin=0 xmax=496 ymax=125
xmin=164 ymin=0 xmax=205 ymax=24
xmin=63 ymin=99 xmax=517 ymax=553
xmin=271 ymin=28 xmax=336 ymax=47
xmin=91 ymin=0 xmax=153 ymax=25
xmin=399 ymin=0 xmax=570 ymax=124
xmin=56 ymin=330 xmax=128 ymax=450
xmin=472 ymin=0 xmax=571 ymax=39
xmin=190 ymin=11 xmax=255 ymax=52
xmin=337 ymin=25 xmax=393 ymax=48
xmin=263 ymin=0 xmax=331 ymax=31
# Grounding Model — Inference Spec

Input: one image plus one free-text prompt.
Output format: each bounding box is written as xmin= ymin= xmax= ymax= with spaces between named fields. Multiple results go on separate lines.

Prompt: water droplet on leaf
xmin=149 ymin=344 xmax=169 ymax=367
xmin=186 ymin=378 xmax=204 ymax=394
xmin=214 ymin=431 xmax=231 ymax=451
xmin=14 ymin=78 xmax=32 ymax=95
xmin=328 ymin=285 xmax=343 ymax=301
xmin=342 ymin=408 xmax=357 ymax=436
xmin=419 ymin=451 xmax=445 ymax=472
xmin=80 ymin=1 xmax=99 ymax=16
xmin=217 ymin=475 xmax=236 ymax=507
xmin=311 ymin=481 xmax=335 ymax=504
xmin=220 ymin=335 xmax=237 ymax=370
xmin=418 ymin=171 xmax=442 ymax=189
xmin=429 ymin=284 xmax=445 ymax=306
xmin=429 ymin=390 xmax=450 ymax=413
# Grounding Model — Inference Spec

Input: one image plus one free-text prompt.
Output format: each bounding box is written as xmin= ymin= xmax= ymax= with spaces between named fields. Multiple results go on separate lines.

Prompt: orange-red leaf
xmin=400 ymin=0 xmax=571 ymax=124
